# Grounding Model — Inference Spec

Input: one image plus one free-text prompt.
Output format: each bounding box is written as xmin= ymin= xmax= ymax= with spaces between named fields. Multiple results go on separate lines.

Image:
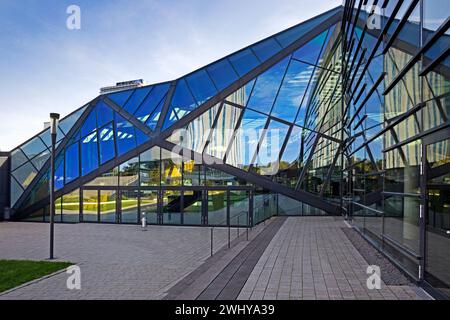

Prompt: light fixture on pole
xmin=49 ymin=112 xmax=60 ymax=260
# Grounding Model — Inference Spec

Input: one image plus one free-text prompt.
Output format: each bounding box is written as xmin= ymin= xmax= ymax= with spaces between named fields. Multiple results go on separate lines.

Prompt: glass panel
xmin=39 ymin=129 xmax=53 ymax=148
xmin=383 ymin=195 xmax=420 ymax=255
xmin=364 ymin=206 xmax=383 ymax=239
xmin=21 ymin=137 xmax=47 ymax=160
xmin=115 ymin=115 xmax=136 ymax=156
xmin=424 ymin=0 xmax=450 ymax=42
xmin=21 ymin=173 xmax=49 ymax=209
xmin=185 ymin=69 xmax=218 ymax=105
xmin=12 ymin=162 xmax=37 ymax=189
xmin=384 ymin=142 xmax=420 ymax=194
xmin=10 ymin=177 xmax=24 ymax=207
xmin=208 ymin=190 xmax=227 ymax=226
xmin=226 ymin=109 xmax=268 ymax=170
xmin=301 ymin=137 xmax=333 ymax=194
xmin=96 ymin=100 xmax=114 ymax=128
xmin=426 ymin=139 xmax=450 ymax=297
xmin=80 ymin=110 xmax=97 ymax=138
xmin=82 ymin=189 xmax=98 ymax=222
xmin=86 ymin=167 xmax=119 ymax=186
xmin=277 ymin=194 xmax=303 ymax=215
xmin=207 ymin=59 xmax=239 ymax=91
xmin=226 ymin=79 xmax=255 ymax=107
xmin=276 ymin=126 xmax=313 ymax=188
xmin=162 ymin=105 xmax=179 ymax=130
xmin=427 ymin=139 xmax=450 ymax=169
xmin=229 ymin=190 xmax=249 ymax=226
xmin=81 ymin=131 xmax=99 ymax=176
xmin=98 ymin=123 xmax=115 ymax=164
xmin=134 ymin=84 xmax=169 ymax=123
xmin=108 ymin=89 xmax=133 ymax=108
xmin=55 ymin=157 xmax=64 ymax=190
xmin=31 ymin=149 xmax=50 ymax=171
xmin=22 ymin=208 xmax=44 ymax=222
xmin=167 ymin=80 xmax=197 ymax=126
xmin=253 ymin=120 xmax=289 ymax=176
xmin=271 ymin=60 xmax=312 ymax=122
xmin=205 ymin=103 xmax=242 ymax=160
xmin=100 ymin=190 xmax=117 ymax=223
xmin=252 ymin=38 xmax=282 ymax=62
xmin=292 ymin=30 xmax=328 ymax=64
xmin=119 ymin=157 xmax=139 ymax=187
xmin=183 ymin=190 xmax=202 ymax=225
xmin=172 ymin=103 xmax=220 ymax=154
xmin=229 ymin=49 xmax=260 ymax=76
xmin=58 ymin=106 xmax=87 ymax=135
xmin=145 ymin=99 xmax=164 ymax=131
xmin=204 ymin=167 xmax=241 ymax=186
xmin=425 ymin=69 xmax=450 ymax=100
xmin=140 ymin=147 xmax=160 ymax=186
xmin=54 ymin=197 xmax=62 ymax=222
xmin=161 ymin=149 xmax=182 ymax=186
xmin=65 ymin=142 xmax=80 ymax=183
xmin=275 ymin=9 xmax=337 ymax=48
xmin=62 ymin=189 xmax=80 ymax=222
xmin=123 ymin=86 xmax=152 ymax=114
xmin=247 ymin=56 xmax=290 ymax=114
xmin=140 ymin=190 xmax=158 ymax=224
xmin=162 ymin=190 xmax=182 ymax=224
xmin=295 ymin=65 xmax=320 ymax=126
xmin=121 ymin=189 xmax=139 ymax=224
xmin=183 ymin=160 xmax=202 ymax=186
xmin=11 ymin=148 xmax=28 ymax=171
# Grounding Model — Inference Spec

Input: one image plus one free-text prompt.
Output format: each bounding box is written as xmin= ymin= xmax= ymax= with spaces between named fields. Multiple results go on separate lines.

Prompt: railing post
xmin=210 ymin=227 xmax=214 ymax=256
xmin=237 ymin=216 xmax=240 ymax=237
xmin=228 ymin=225 xmax=231 ymax=248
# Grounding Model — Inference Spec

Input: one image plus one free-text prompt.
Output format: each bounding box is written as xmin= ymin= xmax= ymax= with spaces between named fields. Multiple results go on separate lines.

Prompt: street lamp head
xmin=49 ymin=113 xmax=60 ymax=135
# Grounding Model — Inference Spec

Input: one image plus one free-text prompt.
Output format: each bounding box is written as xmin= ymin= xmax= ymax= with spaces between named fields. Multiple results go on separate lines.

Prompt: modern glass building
xmin=0 ymin=1 xmax=449 ymax=298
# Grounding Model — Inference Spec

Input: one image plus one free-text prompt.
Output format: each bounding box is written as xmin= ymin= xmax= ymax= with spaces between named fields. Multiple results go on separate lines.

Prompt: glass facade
xmin=342 ymin=0 xmax=450 ymax=298
xmin=6 ymin=2 xmax=450 ymax=298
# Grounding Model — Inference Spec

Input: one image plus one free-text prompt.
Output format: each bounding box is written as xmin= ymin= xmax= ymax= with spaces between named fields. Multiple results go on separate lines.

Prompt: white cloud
xmin=0 ymin=0 xmax=341 ymax=150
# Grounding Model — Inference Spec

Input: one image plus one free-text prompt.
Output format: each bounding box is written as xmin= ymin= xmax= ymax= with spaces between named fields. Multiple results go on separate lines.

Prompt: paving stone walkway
xmin=0 ymin=217 xmax=433 ymax=300
xmin=0 ymin=222 xmax=236 ymax=300
xmin=237 ymin=217 xmax=432 ymax=300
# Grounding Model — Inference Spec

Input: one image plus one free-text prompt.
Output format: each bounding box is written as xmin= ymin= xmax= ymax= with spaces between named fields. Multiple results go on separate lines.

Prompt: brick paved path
xmin=0 ymin=217 xmax=432 ymax=300
xmin=0 ymin=222 xmax=235 ymax=300
xmin=237 ymin=217 xmax=431 ymax=300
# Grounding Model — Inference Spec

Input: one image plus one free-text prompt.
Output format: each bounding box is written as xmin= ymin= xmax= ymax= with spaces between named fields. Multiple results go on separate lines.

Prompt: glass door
xmin=100 ymin=189 xmax=117 ymax=223
xmin=425 ymin=137 xmax=450 ymax=298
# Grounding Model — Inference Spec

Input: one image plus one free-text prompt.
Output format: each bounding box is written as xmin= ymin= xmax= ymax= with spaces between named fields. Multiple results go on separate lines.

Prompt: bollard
xmin=141 ymin=212 xmax=147 ymax=231
xmin=246 ymin=226 xmax=249 ymax=241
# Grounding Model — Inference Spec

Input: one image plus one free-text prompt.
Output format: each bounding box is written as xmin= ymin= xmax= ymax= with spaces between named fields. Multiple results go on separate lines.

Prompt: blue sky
xmin=0 ymin=0 xmax=341 ymax=151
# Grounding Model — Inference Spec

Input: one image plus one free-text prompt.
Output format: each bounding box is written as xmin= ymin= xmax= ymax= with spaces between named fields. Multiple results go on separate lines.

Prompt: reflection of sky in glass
xmin=186 ymin=69 xmax=218 ymax=105
xmin=292 ymin=30 xmax=327 ymax=64
xmin=247 ymin=57 xmax=290 ymax=114
xmin=281 ymin=126 xmax=308 ymax=165
xmin=271 ymin=61 xmax=314 ymax=122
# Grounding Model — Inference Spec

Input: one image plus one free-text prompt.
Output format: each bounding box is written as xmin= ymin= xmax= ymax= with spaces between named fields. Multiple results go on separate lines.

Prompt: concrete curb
xmin=0 ymin=263 xmax=76 ymax=297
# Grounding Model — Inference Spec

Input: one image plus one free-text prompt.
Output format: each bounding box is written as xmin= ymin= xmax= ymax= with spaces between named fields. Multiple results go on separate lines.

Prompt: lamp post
xmin=49 ymin=113 xmax=60 ymax=260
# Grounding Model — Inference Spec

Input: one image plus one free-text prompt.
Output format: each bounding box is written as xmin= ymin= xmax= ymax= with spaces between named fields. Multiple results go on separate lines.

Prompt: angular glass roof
xmin=12 ymin=6 xmax=344 ymax=215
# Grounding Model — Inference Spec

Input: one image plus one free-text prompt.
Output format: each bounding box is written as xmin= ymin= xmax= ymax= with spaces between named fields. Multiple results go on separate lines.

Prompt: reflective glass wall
xmin=343 ymin=0 xmax=450 ymax=297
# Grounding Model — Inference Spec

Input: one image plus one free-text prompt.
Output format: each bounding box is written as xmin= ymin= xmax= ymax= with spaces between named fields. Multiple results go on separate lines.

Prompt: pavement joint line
xmin=198 ymin=217 xmax=287 ymax=300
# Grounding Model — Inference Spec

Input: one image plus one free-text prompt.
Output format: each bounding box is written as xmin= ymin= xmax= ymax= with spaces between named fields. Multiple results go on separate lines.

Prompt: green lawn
xmin=0 ymin=260 xmax=72 ymax=293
